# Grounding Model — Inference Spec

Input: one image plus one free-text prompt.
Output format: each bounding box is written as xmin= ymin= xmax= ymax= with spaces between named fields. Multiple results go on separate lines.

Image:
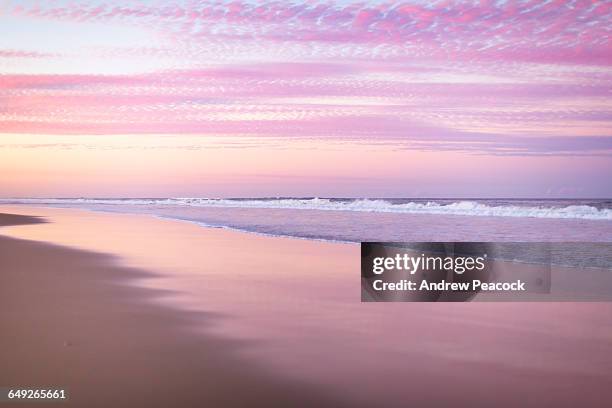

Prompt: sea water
xmin=2 ymin=197 xmax=611 ymax=268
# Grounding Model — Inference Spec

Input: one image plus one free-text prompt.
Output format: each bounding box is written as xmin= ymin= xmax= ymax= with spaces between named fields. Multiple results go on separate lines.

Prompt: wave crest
xmin=1 ymin=198 xmax=611 ymax=220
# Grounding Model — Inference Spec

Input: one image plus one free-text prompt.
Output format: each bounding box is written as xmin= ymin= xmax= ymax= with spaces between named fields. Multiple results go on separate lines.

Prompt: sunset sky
xmin=1 ymin=0 xmax=611 ymax=198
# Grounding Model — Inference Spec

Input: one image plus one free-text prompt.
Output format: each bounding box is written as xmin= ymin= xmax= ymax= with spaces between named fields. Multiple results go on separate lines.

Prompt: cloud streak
xmin=7 ymin=0 xmax=611 ymax=64
xmin=0 ymin=1 xmax=611 ymax=156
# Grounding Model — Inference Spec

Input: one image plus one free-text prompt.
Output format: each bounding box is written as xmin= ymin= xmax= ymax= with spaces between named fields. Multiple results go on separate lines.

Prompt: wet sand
xmin=0 ymin=212 xmax=358 ymax=407
xmin=1 ymin=206 xmax=612 ymax=407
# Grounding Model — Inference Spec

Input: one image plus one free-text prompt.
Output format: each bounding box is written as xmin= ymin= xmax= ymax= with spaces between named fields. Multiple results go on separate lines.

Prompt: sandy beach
xmin=2 ymin=206 xmax=612 ymax=407
xmin=0 ymin=209 xmax=360 ymax=407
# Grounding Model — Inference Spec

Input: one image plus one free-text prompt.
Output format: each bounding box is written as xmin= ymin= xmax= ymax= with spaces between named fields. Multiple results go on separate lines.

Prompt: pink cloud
xmin=1 ymin=60 xmax=610 ymax=156
xmin=0 ymin=1 xmax=610 ymax=157
xmin=5 ymin=1 xmax=610 ymax=65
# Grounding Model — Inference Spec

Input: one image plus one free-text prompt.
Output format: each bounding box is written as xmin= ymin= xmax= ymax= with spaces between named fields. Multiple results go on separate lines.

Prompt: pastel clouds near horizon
xmin=0 ymin=1 xmax=611 ymax=197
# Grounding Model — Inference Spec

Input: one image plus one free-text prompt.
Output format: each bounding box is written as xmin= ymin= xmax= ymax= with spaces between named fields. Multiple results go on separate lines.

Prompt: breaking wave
xmin=1 ymin=197 xmax=611 ymax=220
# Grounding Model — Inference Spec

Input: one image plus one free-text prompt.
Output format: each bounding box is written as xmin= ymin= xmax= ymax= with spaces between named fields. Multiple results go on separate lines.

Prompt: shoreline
xmin=4 ymin=205 xmax=610 ymax=272
xmin=2 ymin=202 xmax=611 ymax=246
xmin=0 ymin=203 xmax=359 ymax=245
xmin=0 ymin=211 xmax=360 ymax=407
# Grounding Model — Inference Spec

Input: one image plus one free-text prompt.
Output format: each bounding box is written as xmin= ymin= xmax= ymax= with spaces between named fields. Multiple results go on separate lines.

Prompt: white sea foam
xmin=1 ymin=198 xmax=611 ymax=220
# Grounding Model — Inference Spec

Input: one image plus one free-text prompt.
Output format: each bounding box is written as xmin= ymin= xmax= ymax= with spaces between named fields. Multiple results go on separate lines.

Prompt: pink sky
xmin=0 ymin=1 xmax=611 ymax=197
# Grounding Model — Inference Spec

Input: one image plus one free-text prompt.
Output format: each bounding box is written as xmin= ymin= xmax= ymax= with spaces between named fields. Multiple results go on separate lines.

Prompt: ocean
xmin=2 ymin=198 xmax=612 ymax=269
xmin=1 ymin=197 xmax=611 ymax=240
